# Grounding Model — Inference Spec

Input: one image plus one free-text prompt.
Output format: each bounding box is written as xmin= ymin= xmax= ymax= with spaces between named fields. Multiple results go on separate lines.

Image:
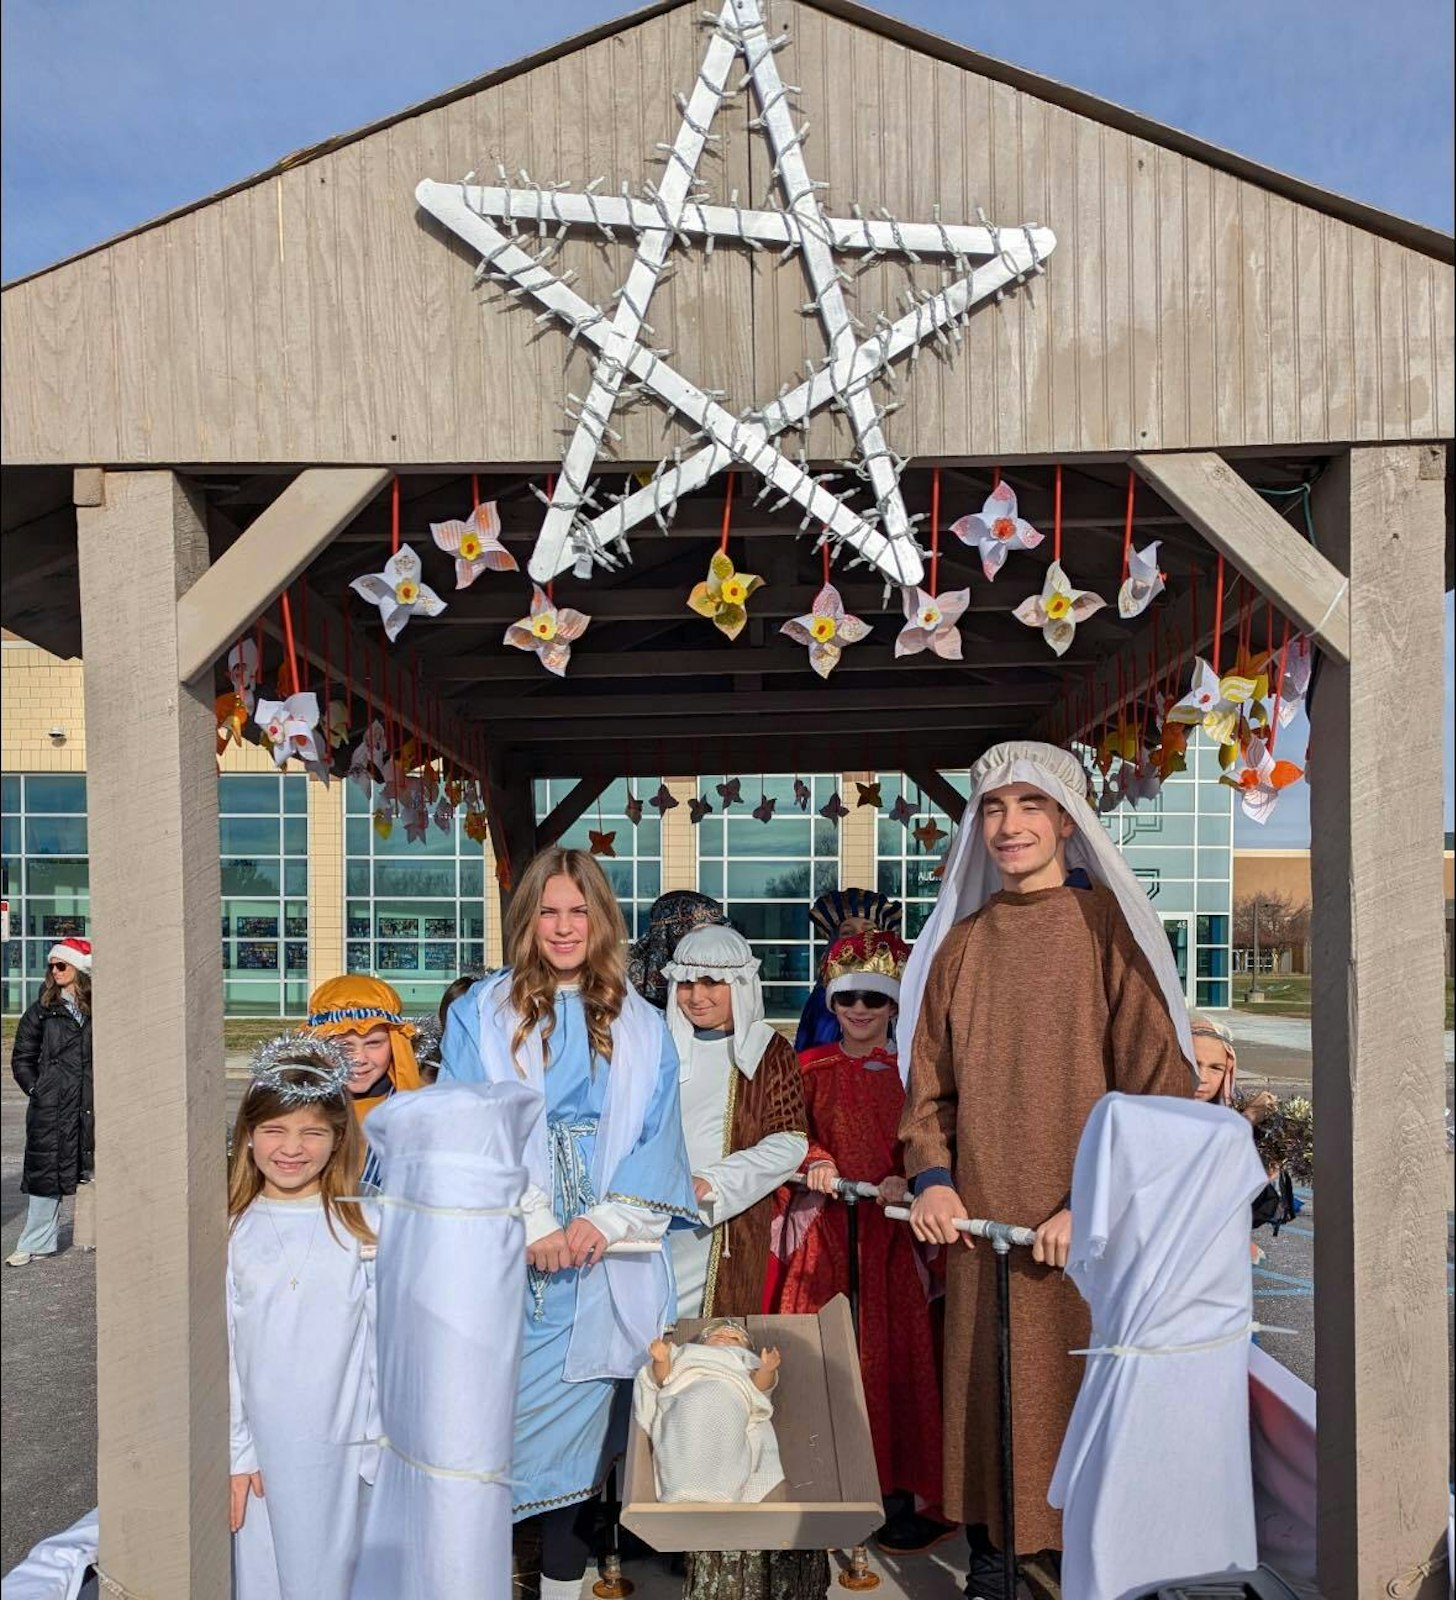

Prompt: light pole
xmin=1247 ymin=893 xmax=1265 ymax=1002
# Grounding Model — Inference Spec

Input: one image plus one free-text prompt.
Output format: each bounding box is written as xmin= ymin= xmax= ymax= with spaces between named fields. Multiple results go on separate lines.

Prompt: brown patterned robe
xmin=899 ymin=883 xmax=1194 ymax=1554
xmin=702 ymin=1031 xmax=807 ymax=1318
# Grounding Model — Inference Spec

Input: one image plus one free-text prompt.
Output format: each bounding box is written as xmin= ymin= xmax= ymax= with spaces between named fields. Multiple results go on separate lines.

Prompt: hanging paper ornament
xmin=431 ymin=501 xmax=517 ymax=589
xmin=792 ymin=778 xmax=811 ymax=812
xmin=1117 ymin=542 xmax=1165 ymax=619
xmin=215 ymin=693 xmax=249 ymax=761
xmin=372 ymin=807 xmax=395 ymax=840
xmin=348 ymin=720 xmax=388 ymax=799
xmin=324 ymin=700 xmax=350 ymax=750
xmin=433 ymin=795 xmax=455 ymax=834
xmin=1013 ymin=562 xmax=1107 ymax=657
xmin=504 ymin=585 xmax=591 ymax=677
xmin=648 ymin=783 xmax=679 ymax=816
xmin=895 ymin=586 xmax=971 ymax=660
xmin=781 ymin=584 xmax=871 ymax=679
xmin=951 ymin=482 xmax=1044 ymax=582
xmin=1150 ymin=720 xmax=1189 ymax=781
xmin=752 ymin=793 xmax=777 ymax=824
xmin=687 ymin=552 xmax=764 ymax=640
xmin=255 ymin=693 xmax=324 ymax=772
xmin=854 ymin=781 xmax=882 ymax=810
xmin=464 ymin=808 xmax=490 ymax=845
xmin=688 ymin=796 xmax=713 ymax=825
xmin=930 ymin=856 xmax=948 ymax=880
xmin=589 ymin=829 xmax=617 ymax=858
xmin=1127 ymin=754 xmax=1163 ymax=806
xmin=889 ymin=793 xmax=916 ymax=828
xmin=1223 ymin=735 xmax=1304 ymax=825
xmin=1274 ymin=636 xmax=1312 ymax=728
xmin=716 ymin=778 xmax=743 ymax=808
xmin=351 ymin=545 xmax=447 ymax=642
xmin=227 ymin=639 xmax=261 ymax=709
xmin=402 ymin=795 xmax=431 ymax=844
xmin=818 ymin=791 xmax=849 ymax=825
xmin=1166 ymin=658 xmax=1259 ymax=749
xmin=913 ymin=817 xmax=947 ymax=852
xmin=624 ymin=791 xmax=644 ymax=827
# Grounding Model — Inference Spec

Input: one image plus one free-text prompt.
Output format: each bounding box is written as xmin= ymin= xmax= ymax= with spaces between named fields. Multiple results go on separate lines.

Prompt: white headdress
xmin=662 ymin=923 xmax=778 ymax=1080
xmin=897 ymin=740 xmax=1195 ymax=1084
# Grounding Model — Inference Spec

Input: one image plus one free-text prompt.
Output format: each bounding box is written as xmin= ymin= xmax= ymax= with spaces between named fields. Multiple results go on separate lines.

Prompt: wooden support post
xmin=903 ymin=767 xmax=968 ymax=825
xmin=1307 ymin=446 xmax=1449 ymax=1599
xmin=77 ymin=470 xmax=229 ymax=1598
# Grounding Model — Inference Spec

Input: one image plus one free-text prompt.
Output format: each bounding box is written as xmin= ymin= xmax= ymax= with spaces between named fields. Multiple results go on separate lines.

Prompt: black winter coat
xmin=11 ymin=998 xmax=94 ymax=1198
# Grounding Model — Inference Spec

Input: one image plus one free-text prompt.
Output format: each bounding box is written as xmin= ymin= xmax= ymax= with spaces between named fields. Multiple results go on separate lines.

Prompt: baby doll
xmin=633 ymin=1320 xmax=784 ymax=1504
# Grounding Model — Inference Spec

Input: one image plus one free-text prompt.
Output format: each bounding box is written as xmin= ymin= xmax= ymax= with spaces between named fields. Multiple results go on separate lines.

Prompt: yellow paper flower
xmin=687 ymin=552 xmax=763 ymax=640
xmin=781 ymin=583 xmax=871 ymax=677
xmin=810 ymin=615 xmax=837 ymax=642
xmin=459 ymin=532 xmax=482 ymax=562
xmin=532 ymin=613 xmax=558 ymax=641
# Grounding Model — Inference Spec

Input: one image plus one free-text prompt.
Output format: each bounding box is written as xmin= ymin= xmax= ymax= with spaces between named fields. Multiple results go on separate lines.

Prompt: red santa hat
xmin=47 ymin=937 xmax=92 ymax=973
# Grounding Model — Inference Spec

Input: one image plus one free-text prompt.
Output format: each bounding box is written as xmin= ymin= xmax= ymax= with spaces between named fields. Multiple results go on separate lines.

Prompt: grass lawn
xmin=1233 ymin=974 xmax=1455 ymax=1027
xmin=2 ymin=1015 xmax=300 ymax=1055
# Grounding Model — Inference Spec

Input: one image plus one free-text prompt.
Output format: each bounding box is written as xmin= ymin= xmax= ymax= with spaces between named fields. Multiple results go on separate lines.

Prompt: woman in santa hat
xmin=8 ymin=937 xmax=94 ymax=1266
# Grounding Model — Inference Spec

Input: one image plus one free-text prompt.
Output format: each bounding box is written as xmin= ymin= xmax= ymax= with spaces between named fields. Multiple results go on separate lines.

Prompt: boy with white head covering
xmin=898 ymin=739 xmax=1196 ymax=1594
xmin=663 ymin=923 xmax=808 ymax=1322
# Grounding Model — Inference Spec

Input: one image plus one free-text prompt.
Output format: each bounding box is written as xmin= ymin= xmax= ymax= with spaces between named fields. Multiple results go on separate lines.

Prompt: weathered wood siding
xmin=2 ymin=0 xmax=1451 ymax=467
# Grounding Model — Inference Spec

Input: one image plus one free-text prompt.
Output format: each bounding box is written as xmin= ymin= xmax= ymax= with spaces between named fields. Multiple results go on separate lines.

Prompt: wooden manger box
xmin=621 ymin=1294 xmax=883 ymax=1553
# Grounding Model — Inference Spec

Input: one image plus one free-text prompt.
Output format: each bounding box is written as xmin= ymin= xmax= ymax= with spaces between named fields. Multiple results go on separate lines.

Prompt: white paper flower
xmin=1117 ymin=541 xmax=1165 ymax=619
xmin=1274 ymin=636 xmax=1312 ymax=728
xmin=951 ymin=482 xmax=1044 ymax=582
xmin=780 ymin=583 xmax=872 ymax=678
xmin=1223 ymin=736 xmax=1303 ymax=825
xmin=430 ymin=501 xmax=517 ymax=589
xmin=894 ymin=586 xmax=970 ymax=660
xmin=503 ymin=585 xmax=591 ymax=677
xmin=1166 ymin=657 xmax=1259 ymax=749
xmin=351 ymin=544 xmax=447 ymax=642
xmin=1012 ymin=561 xmax=1106 ymax=656
xmin=227 ymin=638 xmax=260 ymax=710
xmin=255 ymin=693 xmax=322 ymax=771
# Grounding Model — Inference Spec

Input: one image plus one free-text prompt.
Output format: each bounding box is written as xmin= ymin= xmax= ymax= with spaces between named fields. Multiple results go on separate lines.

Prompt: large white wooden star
xmin=417 ymin=0 xmax=1055 ymax=588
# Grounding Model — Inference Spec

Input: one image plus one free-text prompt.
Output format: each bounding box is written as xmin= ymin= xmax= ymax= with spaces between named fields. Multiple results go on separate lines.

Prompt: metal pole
xmin=992 ymin=1236 xmax=1017 ymax=1600
xmin=845 ymin=1192 xmax=862 ymax=1337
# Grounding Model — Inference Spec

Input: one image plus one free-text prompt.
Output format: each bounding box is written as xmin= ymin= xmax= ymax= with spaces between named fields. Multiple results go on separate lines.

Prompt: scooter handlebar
xmin=883 ymin=1205 xmax=1037 ymax=1250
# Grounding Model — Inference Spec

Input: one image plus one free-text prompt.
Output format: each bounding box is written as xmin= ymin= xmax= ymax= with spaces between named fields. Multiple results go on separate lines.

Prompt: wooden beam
xmin=1307 ymin=446 xmax=1449 ymax=1599
xmin=904 ymin=766 xmax=969 ymax=823
xmin=535 ymin=775 xmax=613 ymax=848
xmin=1131 ymin=452 xmax=1350 ymax=664
xmin=76 ymin=471 xmax=229 ymax=1597
xmin=175 ymin=467 xmax=390 ymax=683
xmin=492 ymin=704 xmax=1023 ymax=745
xmin=486 ymin=751 xmax=538 ymax=909
xmin=478 ymin=682 xmax=1051 ymax=723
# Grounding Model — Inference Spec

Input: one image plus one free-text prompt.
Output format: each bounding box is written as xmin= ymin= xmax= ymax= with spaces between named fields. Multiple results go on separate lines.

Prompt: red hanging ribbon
xmin=342 ymin=598 xmax=354 ymax=721
xmin=472 ymin=473 xmax=481 ymax=511
xmin=391 ymin=477 xmax=401 ymax=555
xmin=822 ymin=539 xmax=831 ymax=587
xmin=321 ymin=617 xmax=332 ymax=715
xmin=280 ymin=590 xmax=300 ymax=696
xmin=1121 ymin=470 xmax=1136 ymax=583
xmin=929 ymin=467 xmax=941 ymax=596
xmin=1269 ymin=617 xmax=1292 ymax=754
xmin=1211 ymin=555 xmax=1225 ymax=676
xmin=991 ymin=465 xmax=1001 ymax=490
xmin=1053 ymin=464 xmax=1063 ymax=565
xmin=720 ymin=470 xmax=735 ymax=555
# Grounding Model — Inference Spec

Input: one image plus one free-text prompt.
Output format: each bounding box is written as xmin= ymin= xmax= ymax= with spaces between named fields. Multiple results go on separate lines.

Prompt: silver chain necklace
xmin=260 ymin=1197 xmax=323 ymax=1291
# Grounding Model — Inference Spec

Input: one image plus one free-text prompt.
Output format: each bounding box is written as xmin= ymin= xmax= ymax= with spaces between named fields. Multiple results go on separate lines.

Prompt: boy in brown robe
xmin=897 ymin=741 xmax=1195 ymax=1598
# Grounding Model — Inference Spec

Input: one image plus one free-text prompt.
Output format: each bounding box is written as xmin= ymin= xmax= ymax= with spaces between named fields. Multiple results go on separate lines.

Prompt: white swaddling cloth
xmin=633 ymin=1343 xmax=783 ymax=1504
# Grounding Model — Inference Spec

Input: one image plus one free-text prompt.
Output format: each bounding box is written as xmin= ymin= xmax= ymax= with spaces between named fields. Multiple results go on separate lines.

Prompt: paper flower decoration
xmin=951 ymin=482 xmax=1044 ymax=582
xmin=463 ymin=808 xmax=490 ymax=844
xmin=256 ymin=693 xmax=323 ymax=771
xmin=889 ymin=793 xmax=917 ymax=828
xmin=913 ymin=818 xmax=947 ymax=852
xmin=895 ymin=586 xmax=970 ymax=660
xmin=1274 ymin=637 xmax=1312 ymax=728
xmin=216 ymin=693 xmax=248 ymax=760
xmin=688 ymin=797 xmax=713 ymax=825
xmin=1127 ymin=758 xmax=1163 ymax=807
xmin=227 ymin=639 xmax=261 ymax=709
xmin=351 ymin=545 xmax=447 ymax=642
xmin=348 ymin=721 xmax=388 ymax=799
xmin=433 ymin=796 xmax=455 ymax=834
xmin=1224 ymin=736 xmax=1304 ymax=825
xmin=402 ymin=796 xmax=430 ymax=844
xmin=1166 ymin=658 xmax=1260 ymax=748
xmin=687 ymin=552 xmax=764 ymax=640
xmin=1150 ymin=720 xmax=1189 ymax=780
xmin=624 ymin=792 xmax=644 ymax=827
xmin=1013 ymin=562 xmax=1107 ymax=657
xmin=1117 ymin=541 xmax=1165 ymax=619
xmin=781 ymin=584 xmax=871 ymax=678
xmin=430 ymin=501 xmax=517 ymax=589
xmin=716 ymin=778 xmax=743 ymax=809
xmin=648 ymin=783 xmax=679 ymax=816
xmin=818 ymin=791 xmax=849 ymax=824
xmin=372 ymin=807 xmax=395 ymax=840
xmin=855 ymin=781 xmax=882 ymax=810
xmin=504 ymin=585 xmax=591 ymax=677
xmin=589 ymin=829 xmax=617 ymax=858
xmin=792 ymin=778 xmax=811 ymax=811
xmin=324 ymin=700 xmax=350 ymax=750
xmin=752 ymin=793 xmax=778 ymax=823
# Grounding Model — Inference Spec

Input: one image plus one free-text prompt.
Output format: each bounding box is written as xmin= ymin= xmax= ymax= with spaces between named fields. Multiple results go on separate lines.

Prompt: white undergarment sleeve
xmin=586 ymin=1198 xmax=673 ymax=1247
xmin=520 ymin=1183 xmax=560 ymax=1245
xmin=697 ymin=1131 xmax=807 ymax=1225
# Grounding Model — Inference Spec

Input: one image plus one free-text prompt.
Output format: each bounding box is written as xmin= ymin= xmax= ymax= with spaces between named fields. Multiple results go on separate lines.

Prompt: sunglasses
xmin=831 ymin=990 xmax=891 ymax=1011
xmin=46 ymin=962 xmax=73 ymax=973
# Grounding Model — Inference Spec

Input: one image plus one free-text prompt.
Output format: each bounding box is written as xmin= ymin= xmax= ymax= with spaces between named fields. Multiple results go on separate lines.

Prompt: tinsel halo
xmin=248 ymin=1031 xmax=353 ymax=1105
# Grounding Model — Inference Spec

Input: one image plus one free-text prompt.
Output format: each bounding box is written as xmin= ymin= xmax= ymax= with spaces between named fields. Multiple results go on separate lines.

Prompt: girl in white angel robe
xmin=662 ymin=924 xmax=809 ymax=1322
xmin=633 ymin=1321 xmax=784 ymax=1503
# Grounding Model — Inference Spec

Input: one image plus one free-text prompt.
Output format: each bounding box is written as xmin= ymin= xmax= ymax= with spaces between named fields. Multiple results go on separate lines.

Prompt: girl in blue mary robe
xmin=440 ymin=970 xmax=696 ymax=1583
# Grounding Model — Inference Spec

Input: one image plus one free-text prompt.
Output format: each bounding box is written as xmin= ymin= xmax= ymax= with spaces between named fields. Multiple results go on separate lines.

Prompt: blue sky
xmin=3 ymin=0 xmax=1452 ymax=837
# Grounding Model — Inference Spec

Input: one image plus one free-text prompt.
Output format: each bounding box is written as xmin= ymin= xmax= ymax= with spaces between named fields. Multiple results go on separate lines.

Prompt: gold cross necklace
xmin=261 ymin=1197 xmax=322 ymax=1290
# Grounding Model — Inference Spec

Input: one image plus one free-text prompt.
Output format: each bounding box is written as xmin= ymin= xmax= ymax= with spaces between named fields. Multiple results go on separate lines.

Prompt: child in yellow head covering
xmin=305 ymin=975 xmax=424 ymax=1124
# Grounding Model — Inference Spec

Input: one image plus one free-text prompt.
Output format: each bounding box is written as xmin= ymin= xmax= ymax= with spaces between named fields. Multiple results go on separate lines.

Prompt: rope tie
xmin=1070 ymin=1320 xmax=1293 ymax=1359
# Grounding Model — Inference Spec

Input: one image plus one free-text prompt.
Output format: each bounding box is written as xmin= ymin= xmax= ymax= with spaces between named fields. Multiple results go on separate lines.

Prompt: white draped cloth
xmin=350 ymin=1080 xmax=537 ymax=1600
xmin=0 ymin=1509 xmax=98 ymax=1600
xmin=1049 ymin=1094 xmax=1268 ymax=1600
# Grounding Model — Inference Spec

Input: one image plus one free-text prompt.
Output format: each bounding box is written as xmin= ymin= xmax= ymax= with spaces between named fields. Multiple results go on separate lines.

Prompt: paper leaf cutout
xmin=589 ymin=829 xmax=617 ymax=858
xmin=430 ymin=500 xmax=517 ymax=589
xmin=950 ymin=481 xmax=1044 ymax=582
xmin=1012 ymin=561 xmax=1107 ymax=656
xmin=895 ymin=586 xmax=969 ymax=660
xmin=780 ymin=583 xmax=871 ymax=678
xmin=855 ymin=781 xmax=882 ymax=809
xmin=648 ymin=783 xmax=679 ymax=815
xmin=372 ymin=807 xmax=395 ymax=840
xmin=818 ymin=790 xmax=849 ymax=824
xmin=227 ymin=639 xmax=260 ymax=709
xmin=624 ymin=792 xmax=644 ymax=827
xmin=688 ymin=796 xmax=713 ymax=824
xmin=503 ymin=584 xmax=591 ymax=677
xmin=324 ymin=700 xmax=350 ymax=750
xmin=687 ymin=551 xmax=763 ymax=640
xmin=464 ymin=808 xmax=490 ymax=844
xmin=792 ymin=778 xmax=811 ymax=811
xmin=752 ymin=793 xmax=777 ymax=823
xmin=215 ymin=693 xmax=248 ymax=761
xmin=913 ymin=817 xmax=947 ymax=851
xmin=1275 ymin=636 xmax=1312 ymax=727
xmin=716 ymin=777 xmax=743 ymax=808
xmin=1117 ymin=541 xmax=1165 ymax=619
xmin=889 ymin=793 xmax=917 ymax=828
xmin=351 ymin=544 xmax=447 ymax=642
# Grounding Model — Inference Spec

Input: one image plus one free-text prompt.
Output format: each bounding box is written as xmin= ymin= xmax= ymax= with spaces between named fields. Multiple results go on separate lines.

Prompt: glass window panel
xmin=1196 ymin=979 xmax=1230 ymax=1009
xmin=1197 ymin=811 xmax=1232 ymax=848
xmin=1196 ymin=877 xmax=1232 ymax=914
xmin=226 ymin=901 xmax=280 ymax=937
xmin=373 ymin=861 xmax=457 ymax=898
xmin=459 ymin=858 xmax=484 ymax=897
xmin=2 ymin=818 xmax=19 ymax=855
xmin=346 ymin=862 xmax=370 ymax=895
xmin=2 ymin=775 xmax=20 ymax=812
xmin=285 ymin=942 xmax=309 ymax=971
xmin=283 ymin=778 xmax=307 ymax=814
xmin=724 ymin=860 xmax=815 ymax=899
xmin=345 ymin=819 xmax=370 ymax=855
xmin=1122 ymin=811 xmax=1197 ymax=848
xmin=726 ymin=902 xmax=810 ymax=941
xmin=347 ymin=909 xmax=372 ymax=939
xmin=220 ymin=775 xmax=281 ymax=815
xmin=376 ymin=943 xmax=420 ymax=973
xmin=375 ymin=821 xmax=453 ymax=858
xmin=636 ymin=861 xmax=660 ymax=901
xmin=284 ymin=902 xmax=308 ymax=937
xmin=283 ymin=817 xmax=308 ymax=856
xmin=24 ymin=775 xmax=86 ymax=814
xmin=346 ymin=941 xmax=371 ymax=969
xmin=221 ymin=857 xmax=281 ymax=896
xmin=755 ymin=944 xmax=811 ymax=982
xmin=284 ymin=980 xmax=310 ymax=1011
xmin=23 ymin=859 xmax=89 ymax=898
xmin=219 ymin=817 xmax=280 ymax=857
xmin=698 ymin=861 xmax=723 ymax=898
xmin=25 ymin=817 xmax=87 ymax=855
xmin=235 ymin=940 xmax=281 ymax=972
xmin=222 ymin=980 xmax=283 ymax=1016
xmin=283 ymin=859 xmax=307 ymax=896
